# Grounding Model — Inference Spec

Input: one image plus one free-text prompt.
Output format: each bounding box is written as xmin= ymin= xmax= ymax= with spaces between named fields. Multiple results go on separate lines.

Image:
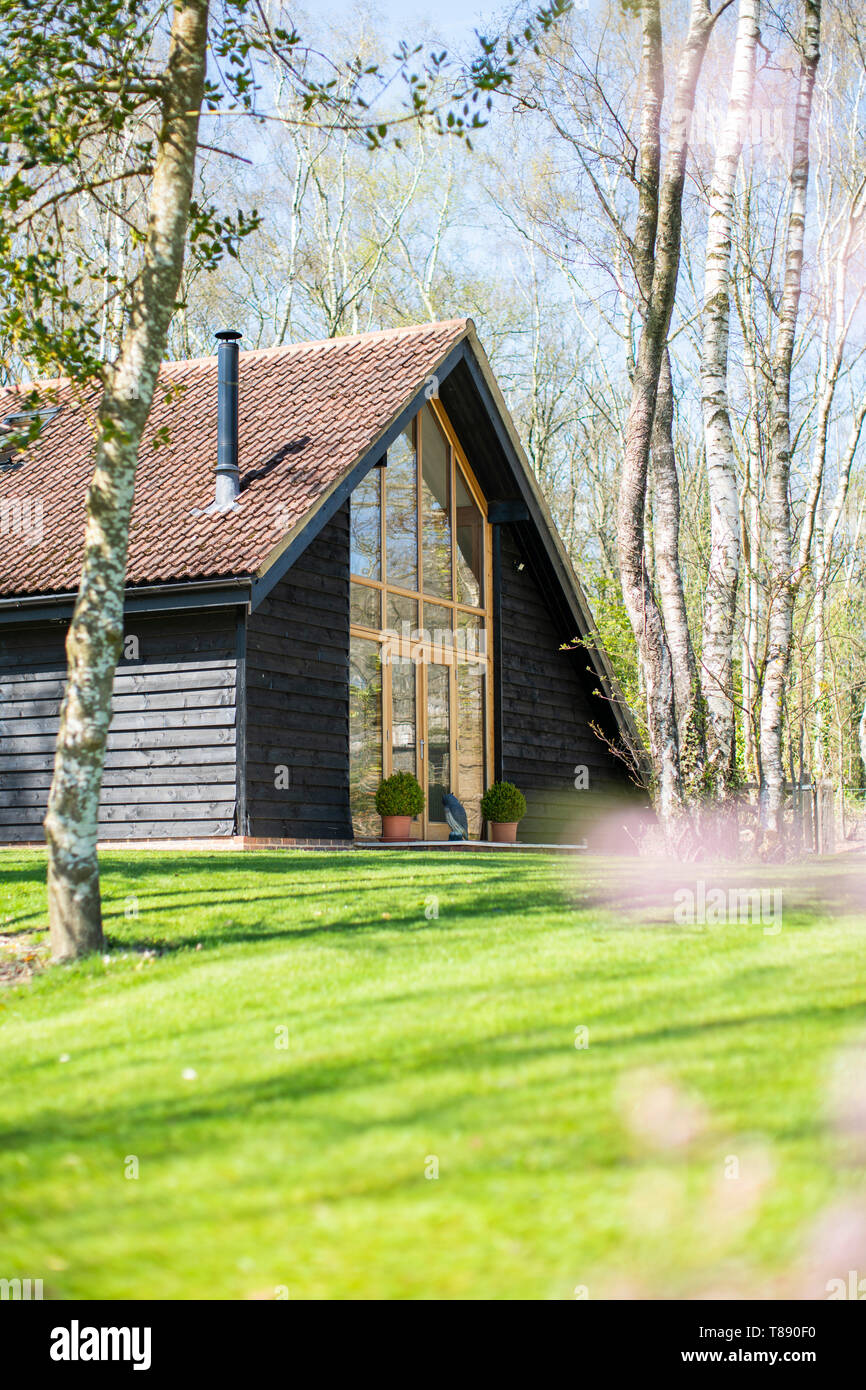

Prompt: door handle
xmin=419 ymin=738 xmax=425 ymax=760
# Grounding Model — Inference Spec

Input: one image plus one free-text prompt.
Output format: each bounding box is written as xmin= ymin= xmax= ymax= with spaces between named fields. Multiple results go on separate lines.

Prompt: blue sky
xmin=318 ymin=0 xmax=506 ymax=47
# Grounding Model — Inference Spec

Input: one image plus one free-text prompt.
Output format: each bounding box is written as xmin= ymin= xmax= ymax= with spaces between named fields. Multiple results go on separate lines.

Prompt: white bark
xmin=759 ymin=0 xmax=821 ymax=844
xmin=44 ymin=0 xmax=210 ymax=958
xmin=618 ymin=0 xmax=722 ymax=823
xmin=652 ymin=349 xmax=702 ymax=766
xmin=733 ymin=260 xmax=764 ymax=786
xmin=700 ymin=0 xmax=760 ymax=789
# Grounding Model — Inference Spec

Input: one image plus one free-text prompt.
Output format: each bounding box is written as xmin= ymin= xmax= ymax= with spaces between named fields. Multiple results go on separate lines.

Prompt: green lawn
xmin=1 ymin=849 xmax=865 ymax=1300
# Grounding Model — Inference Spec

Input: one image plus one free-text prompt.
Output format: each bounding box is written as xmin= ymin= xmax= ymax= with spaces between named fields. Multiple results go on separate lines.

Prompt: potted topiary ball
xmin=480 ymin=780 xmax=527 ymax=844
xmin=375 ymin=771 xmax=425 ymax=841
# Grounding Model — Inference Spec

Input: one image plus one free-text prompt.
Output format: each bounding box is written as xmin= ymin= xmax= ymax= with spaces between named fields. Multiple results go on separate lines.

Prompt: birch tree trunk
xmin=634 ymin=4 xmax=694 ymax=761
xmin=812 ymin=546 xmax=827 ymax=777
xmin=618 ymin=0 xmax=722 ymax=822
xmin=733 ymin=265 xmax=764 ymax=786
xmin=44 ymin=0 xmax=210 ymax=959
xmin=742 ymin=483 xmax=761 ymax=780
xmin=627 ymin=3 xmax=704 ymax=783
xmin=651 ymin=349 xmax=703 ymax=775
xmin=700 ymin=0 xmax=760 ymax=791
xmin=758 ymin=0 xmax=821 ymax=847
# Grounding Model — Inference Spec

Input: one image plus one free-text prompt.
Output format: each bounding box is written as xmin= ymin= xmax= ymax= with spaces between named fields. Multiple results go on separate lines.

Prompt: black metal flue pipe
xmin=215 ymin=329 xmax=242 ymax=510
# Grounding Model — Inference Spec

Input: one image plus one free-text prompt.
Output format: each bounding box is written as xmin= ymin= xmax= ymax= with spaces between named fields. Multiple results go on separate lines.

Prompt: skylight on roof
xmin=0 ymin=404 xmax=60 ymax=470
xmin=1 ymin=406 xmax=61 ymax=431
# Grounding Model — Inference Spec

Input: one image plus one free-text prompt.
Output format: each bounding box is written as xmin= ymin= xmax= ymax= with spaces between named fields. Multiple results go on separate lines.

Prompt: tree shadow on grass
xmin=3 ymin=991 xmax=851 ymax=1169
xmin=2 ymin=850 xmax=569 ymax=938
xmin=98 ymin=879 xmax=585 ymax=955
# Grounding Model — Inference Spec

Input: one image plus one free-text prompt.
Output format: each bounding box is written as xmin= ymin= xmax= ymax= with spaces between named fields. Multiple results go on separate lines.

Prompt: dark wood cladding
xmin=0 ymin=353 xmax=643 ymax=850
xmin=244 ymin=504 xmax=352 ymax=839
xmin=498 ymin=525 xmax=634 ymax=842
xmin=0 ymin=611 xmax=238 ymax=842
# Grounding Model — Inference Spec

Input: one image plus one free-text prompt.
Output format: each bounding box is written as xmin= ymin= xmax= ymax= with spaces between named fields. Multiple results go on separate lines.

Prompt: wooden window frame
xmin=349 ymin=399 xmax=494 ymax=838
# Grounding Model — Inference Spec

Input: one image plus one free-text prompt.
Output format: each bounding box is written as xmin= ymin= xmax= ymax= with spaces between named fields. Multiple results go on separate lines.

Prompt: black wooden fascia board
xmin=125 ymin=586 xmax=251 ymax=615
xmin=0 ymin=582 xmax=252 ymax=625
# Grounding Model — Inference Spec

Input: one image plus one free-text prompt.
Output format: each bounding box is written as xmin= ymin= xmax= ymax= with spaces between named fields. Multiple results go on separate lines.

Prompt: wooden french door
xmin=382 ymin=653 xmax=486 ymax=839
xmin=422 ymin=660 xmax=451 ymax=837
xmin=383 ymin=656 xmax=450 ymax=839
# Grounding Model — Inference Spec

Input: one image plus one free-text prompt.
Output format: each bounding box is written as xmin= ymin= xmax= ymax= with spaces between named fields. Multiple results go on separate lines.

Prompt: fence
xmin=736 ymin=779 xmax=836 ymax=855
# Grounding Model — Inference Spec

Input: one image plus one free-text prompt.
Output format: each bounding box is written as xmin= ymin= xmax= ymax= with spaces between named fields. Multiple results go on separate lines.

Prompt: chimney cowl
xmin=213 ymin=329 xmax=242 ymax=513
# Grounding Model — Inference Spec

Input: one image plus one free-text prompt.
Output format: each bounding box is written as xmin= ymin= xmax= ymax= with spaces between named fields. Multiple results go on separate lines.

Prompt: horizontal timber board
xmin=0 ymin=784 xmax=236 ymax=808
xmin=246 ymin=694 xmax=349 ymax=727
xmin=246 ymin=671 xmax=346 ymax=702
xmin=0 ymin=822 xmax=235 ymax=842
xmin=98 ymin=820 xmax=234 ymax=839
xmin=0 ymin=708 xmax=236 ymax=737
xmin=0 ymin=657 xmax=235 ymax=687
xmin=246 ymin=793 xmax=350 ymax=817
xmin=1 ymin=688 xmax=236 ymax=721
xmin=250 ymin=819 xmax=352 ymax=838
xmin=246 ymin=633 xmax=348 ymax=666
xmin=0 ymin=800 xmax=235 ymax=825
xmin=2 ymin=728 xmax=236 ymax=755
xmin=245 ymin=761 xmax=349 ymax=787
xmin=0 ymin=767 xmax=235 ymax=791
xmin=251 ymin=584 xmax=348 ymax=622
xmin=246 ymin=732 xmax=348 ymax=759
xmin=247 ymin=756 xmax=349 ymax=778
xmin=0 ymin=746 xmax=236 ymax=773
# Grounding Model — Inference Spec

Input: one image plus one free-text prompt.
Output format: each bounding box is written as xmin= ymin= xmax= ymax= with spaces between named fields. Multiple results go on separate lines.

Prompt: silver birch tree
xmin=45 ymin=0 xmax=211 ymax=957
xmin=758 ymin=0 xmax=822 ymax=846
xmin=699 ymin=0 xmax=760 ymax=791
xmin=618 ymin=0 xmax=731 ymax=821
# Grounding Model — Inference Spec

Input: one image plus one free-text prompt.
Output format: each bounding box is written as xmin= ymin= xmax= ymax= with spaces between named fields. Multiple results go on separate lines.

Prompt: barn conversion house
xmin=0 ymin=320 xmax=641 ymax=845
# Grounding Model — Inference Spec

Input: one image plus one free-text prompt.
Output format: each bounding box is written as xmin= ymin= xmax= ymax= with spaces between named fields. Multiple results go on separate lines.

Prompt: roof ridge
xmin=0 ymin=320 xmax=471 ymax=392
xmin=158 ymin=318 xmax=471 ymax=374
xmin=0 ymin=375 xmax=71 ymax=397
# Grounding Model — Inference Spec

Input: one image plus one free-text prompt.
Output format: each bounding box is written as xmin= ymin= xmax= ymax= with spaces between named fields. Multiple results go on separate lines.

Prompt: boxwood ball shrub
xmin=480 ymin=780 xmax=527 ymax=824
xmin=375 ymin=771 xmax=425 ymax=817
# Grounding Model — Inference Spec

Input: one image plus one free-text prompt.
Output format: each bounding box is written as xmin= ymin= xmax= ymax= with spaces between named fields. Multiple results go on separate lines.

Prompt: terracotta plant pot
xmin=490 ymin=821 xmax=518 ymax=844
xmin=381 ymin=815 xmax=412 ymax=842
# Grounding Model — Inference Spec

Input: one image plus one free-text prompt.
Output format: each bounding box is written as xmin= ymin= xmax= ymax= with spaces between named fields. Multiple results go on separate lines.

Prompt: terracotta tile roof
xmin=0 ymin=319 xmax=470 ymax=600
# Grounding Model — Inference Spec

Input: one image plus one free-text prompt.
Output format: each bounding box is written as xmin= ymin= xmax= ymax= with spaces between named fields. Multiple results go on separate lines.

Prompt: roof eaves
xmin=0 ymin=576 xmax=252 ymax=625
